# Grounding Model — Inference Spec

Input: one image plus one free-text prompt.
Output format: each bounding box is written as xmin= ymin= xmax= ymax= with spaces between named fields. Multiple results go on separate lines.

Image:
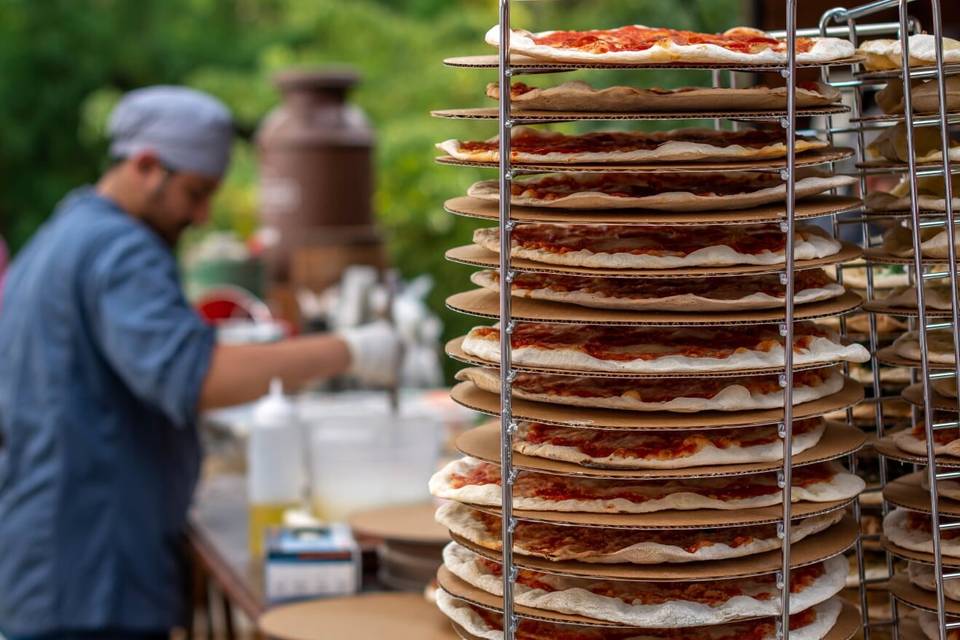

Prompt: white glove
xmin=337 ymin=320 xmax=403 ymax=387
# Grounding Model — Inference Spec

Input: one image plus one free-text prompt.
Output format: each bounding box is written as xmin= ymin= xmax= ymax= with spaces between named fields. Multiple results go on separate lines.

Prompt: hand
xmin=337 ymin=320 xmax=402 ymax=387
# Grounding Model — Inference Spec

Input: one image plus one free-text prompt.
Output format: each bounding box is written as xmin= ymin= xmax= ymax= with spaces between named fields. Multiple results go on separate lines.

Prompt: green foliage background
xmin=0 ymin=0 xmax=743 ymax=377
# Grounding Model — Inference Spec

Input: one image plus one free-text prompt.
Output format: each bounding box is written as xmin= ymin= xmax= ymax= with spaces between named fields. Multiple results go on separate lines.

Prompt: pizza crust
xmin=485 ymin=25 xmax=855 ymax=64
xmin=511 ymin=421 xmax=826 ymax=470
xmin=455 ymin=366 xmax=844 ymax=413
xmin=473 ymin=225 xmax=842 ymax=269
xmin=443 ymin=542 xmax=846 ymax=627
xmin=430 ymin=457 xmax=865 ymax=513
xmin=935 ymin=378 xmax=960 ymax=399
xmin=858 ymin=35 xmax=960 ymax=71
xmin=876 ymin=76 xmax=960 ymax=115
xmin=867 ymin=123 xmax=960 ymax=164
xmin=470 ymin=270 xmax=846 ymax=312
xmin=873 ymin=284 xmax=960 ymax=310
xmin=468 ymin=172 xmax=855 ymax=211
xmin=487 ymin=81 xmax=841 ymax=112
xmin=911 ymin=561 xmax=960 ymax=601
xmin=434 ymin=501 xmax=844 ymax=564
xmin=883 ymin=508 xmax=960 ymax=558
xmin=865 ymin=174 xmax=960 ymax=212
xmin=438 ymin=126 xmax=829 ymax=164
xmin=883 ymin=224 xmax=960 ymax=260
xmin=461 ymin=325 xmax=870 ymax=374
xmin=894 ymin=427 xmax=960 ymax=458
xmin=892 ymin=330 xmax=956 ymax=364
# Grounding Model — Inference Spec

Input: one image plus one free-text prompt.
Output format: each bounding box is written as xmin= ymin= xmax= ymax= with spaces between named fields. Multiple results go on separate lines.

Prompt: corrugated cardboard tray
xmin=348 ymin=502 xmax=450 ymax=545
xmin=884 ymin=472 xmax=960 ymax=517
xmin=903 ymin=382 xmax=957 ymax=411
xmin=437 ymin=147 xmax=854 ymax=174
xmin=889 ymin=573 xmax=960 ymax=616
xmin=863 ymin=298 xmax=956 ymax=318
xmin=873 ymin=435 xmax=960 ymax=469
xmin=431 ymin=105 xmax=850 ymax=122
xmin=864 ymin=247 xmax=955 ymax=266
xmin=457 ymin=420 xmax=865 ymax=480
xmin=448 ymin=379 xmax=863 ymax=430
xmin=446 ymin=243 xmax=863 ymax=279
xmin=882 ymin=536 xmax=960 ymax=568
xmin=446 ymin=514 xmax=857 ymax=580
xmin=876 ymin=345 xmax=951 ymax=370
xmin=446 ymin=287 xmax=863 ymax=326
xmin=443 ymin=54 xmax=866 ymax=73
xmin=444 ymin=194 xmax=863 ymax=226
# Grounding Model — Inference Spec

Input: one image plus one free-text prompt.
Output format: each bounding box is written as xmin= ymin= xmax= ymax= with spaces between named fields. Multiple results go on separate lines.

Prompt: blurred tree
xmin=0 ymin=0 xmax=742 ymax=380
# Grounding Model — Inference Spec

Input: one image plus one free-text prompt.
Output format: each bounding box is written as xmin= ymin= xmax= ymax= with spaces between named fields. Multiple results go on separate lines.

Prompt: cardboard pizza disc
xmin=445 ymin=243 xmax=864 ymax=279
xmin=863 ymin=298 xmax=957 ymax=318
xmin=896 ymin=613 xmax=926 ymax=640
xmin=448 ymin=379 xmax=864 ymax=431
xmin=446 ymin=288 xmax=863 ymax=327
xmin=445 ymin=514 xmax=857 ymax=581
xmin=864 ymin=246 xmax=958 ymax=266
xmin=884 ymin=472 xmax=960 ymax=517
xmin=461 ymin=496 xmax=855 ymax=530
xmin=443 ymin=54 xmax=867 ymax=73
xmin=857 ymin=159 xmax=956 ymax=174
xmin=882 ymin=537 xmax=960 ymax=568
xmin=443 ymin=195 xmax=863 ymax=226
xmin=437 ymin=571 xmax=860 ymax=638
xmin=855 ymin=62 xmax=960 ymax=81
xmin=873 ymin=435 xmax=960 ymax=469
xmin=903 ymin=383 xmax=958 ymax=411
xmin=456 ymin=420 xmax=866 ymax=480
xmin=876 ymin=345 xmax=952 ymax=370
xmin=437 ymin=146 xmax=855 ymax=174
xmin=890 ymin=574 xmax=960 ymax=616
xmin=431 ymin=105 xmax=850 ymax=122
xmin=348 ymin=503 xmax=450 ymax=544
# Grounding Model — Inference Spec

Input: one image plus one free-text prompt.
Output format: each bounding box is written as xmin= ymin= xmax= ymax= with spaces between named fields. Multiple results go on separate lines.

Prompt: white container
xmin=248 ymin=379 xmax=306 ymax=555
xmin=300 ymin=392 xmax=444 ymax=522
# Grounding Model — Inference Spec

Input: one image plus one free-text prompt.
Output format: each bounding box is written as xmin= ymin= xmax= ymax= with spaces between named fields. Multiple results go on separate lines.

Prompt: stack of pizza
xmin=432 ymin=20 xmax=867 ymax=640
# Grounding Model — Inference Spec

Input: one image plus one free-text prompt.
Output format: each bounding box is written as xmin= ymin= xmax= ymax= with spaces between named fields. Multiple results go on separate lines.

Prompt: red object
xmin=194 ymin=286 xmax=273 ymax=324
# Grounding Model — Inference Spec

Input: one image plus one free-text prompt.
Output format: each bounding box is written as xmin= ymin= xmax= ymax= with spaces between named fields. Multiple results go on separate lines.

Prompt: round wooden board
xmin=348 ymin=502 xmax=450 ymax=544
xmin=443 ymin=194 xmax=863 ymax=226
xmin=891 ymin=573 xmax=960 ymax=616
xmin=448 ymin=378 xmax=864 ymax=431
xmin=258 ymin=592 xmax=457 ymax=640
xmin=446 ymin=515 xmax=857 ymax=581
xmin=457 ymin=420 xmax=865 ymax=480
xmin=443 ymin=54 xmax=867 ymax=73
xmin=903 ymin=383 xmax=958 ymax=411
xmin=460 ymin=497 xmax=856 ymax=530
xmin=432 ymin=105 xmax=850 ymax=122
xmin=884 ymin=472 xmax=960 ymax=516
xmin=437 ymin=147 xmax=854 ymax=174
xmin=882 ymin=537 xmax=960 ymax=568
xmin=446 ymin=287 xmax=863 ymax=327
xmin=873 ymin=435 xmax=960 ymax=468
xmin=445 ymin=243 xmax=863 ymax=279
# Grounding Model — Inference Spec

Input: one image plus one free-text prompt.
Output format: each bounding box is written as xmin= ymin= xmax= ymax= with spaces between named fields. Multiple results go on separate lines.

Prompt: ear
xmin=129 ymin=150 xmax=163 ymax=175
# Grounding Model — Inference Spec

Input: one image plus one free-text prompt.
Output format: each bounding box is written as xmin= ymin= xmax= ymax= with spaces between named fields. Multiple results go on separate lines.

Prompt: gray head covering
xmin=108 ymin=86 xmax=234 ymax=179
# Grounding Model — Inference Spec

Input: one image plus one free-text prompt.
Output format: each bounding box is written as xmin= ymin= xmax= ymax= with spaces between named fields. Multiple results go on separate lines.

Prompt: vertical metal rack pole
xmin=497 ymin=2 xmax=518 ymax=640
xmin=780 ymin=3 xmax=799 ymax=637
xmin=898 ymin=0 xmax=958 ymax=638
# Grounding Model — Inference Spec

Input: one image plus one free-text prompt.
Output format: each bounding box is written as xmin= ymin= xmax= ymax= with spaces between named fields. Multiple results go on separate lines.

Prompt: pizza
xmin=830 ymin=263 xmax=914 ymax=290
xmin=485 ymin=24 xmax=855 ymax=64
xmin=438 ymin=126 xmax=829 ymax=164
xmin=819 ymin=311 xmax=908 ymax=336
xmin=848 ymin=363 xmax=912 ymax=387
xmin=455 ymin=366 xmax=844 ymax=413
xmin=460 ymin=322 xmax=871 ymax=374
xmin=882 ymin=224 xmax=960 ymax=259
xmin=436 ymin=590 xmax=845 ymax=640
xmin=429 ymin=457 xmax=864 ymax=513
xmin=892 ymin=329 xmax=956 ymax=364
xmin=919 ymin=611 xmax=960 ymax=640
xmin=858 ymin=35 xmax=960 ymax=71
xmin=467 ymin=171 xmax=855 ymax=211
xmin=443 ymin=542 xmax=846 ymax=627
xmin=876 ymin=76 xmax=960 ymax=115
xmin=936 ymin=379 xmax=960 ymax=399
xmin=873 ymin=283 xmax=960 ymax=310
xmin=434 ymin=501 xmax=845 ymax=564
xmin=866 ymin=175 xmax=960 ymax=212
xmin=472 ymin=223 xmax=842 ymax=269
xmin=883 ymin=508 xmax=960 ymax=558
xmin=509 ymin=420 xmax=827 ymax=470
xmin=866 ymin=123 xmax=960 ymax=164
xmin=469 ymin=269 xmax=846 ymax=312
xmin=894 ymin=422 xmax=960 ymax=458
xmin=912 ymin=561 xmax=960 ymax=601
xmin=485 ymin=81 xmax=842 ymax=112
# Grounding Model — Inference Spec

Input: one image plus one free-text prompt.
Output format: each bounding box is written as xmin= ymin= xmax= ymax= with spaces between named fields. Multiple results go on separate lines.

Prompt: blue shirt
xmin=0 ymin=188 xmax=216 ymax=634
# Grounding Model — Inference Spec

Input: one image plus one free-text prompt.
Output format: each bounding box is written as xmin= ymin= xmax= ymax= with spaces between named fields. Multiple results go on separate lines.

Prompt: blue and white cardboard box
xmin=264 ymin=523 xmax=362 ymax=604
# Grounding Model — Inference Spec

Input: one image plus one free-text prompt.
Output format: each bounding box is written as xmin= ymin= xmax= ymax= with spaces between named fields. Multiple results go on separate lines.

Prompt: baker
xmin=0 ymin=86 xmax=399 ymax=639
